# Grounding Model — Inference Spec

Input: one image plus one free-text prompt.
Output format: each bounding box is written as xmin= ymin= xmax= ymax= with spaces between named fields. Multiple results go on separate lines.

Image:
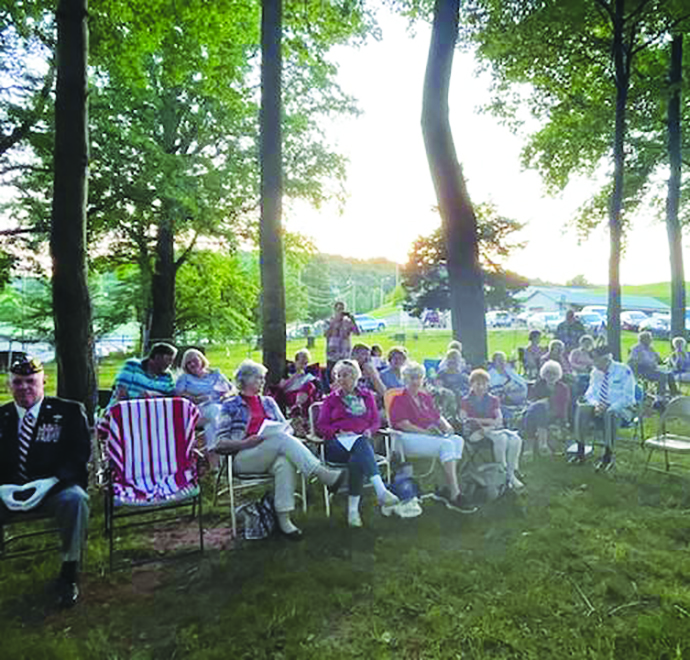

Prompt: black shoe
xmin=567 ymin=454 xmax=585 ymax=465
xmin=56 ymin=578 xmax=79 ymax=609
xmin=327 ymin=469 xmax=347 ymax=495
xmin=278 ymin=527 xmax=303 ymax=541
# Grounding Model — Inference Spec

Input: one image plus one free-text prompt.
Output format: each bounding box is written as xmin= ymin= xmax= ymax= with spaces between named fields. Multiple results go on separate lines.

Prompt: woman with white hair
xmin=317 ymin=359 xmax=399 ymax=527
xmin=216 ymin=360 xmax=345 ymax=539
xmin=175 ymin=348 xmax=234 ymax=450
xmin=522 ymin=360 xmax=571 ymax=456
xmin=389 ymin=362 xmax=466 ymax=507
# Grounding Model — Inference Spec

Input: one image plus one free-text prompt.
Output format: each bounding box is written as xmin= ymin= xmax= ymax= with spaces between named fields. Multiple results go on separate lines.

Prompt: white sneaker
xmin=378 ymin=490 xmax=400 ymax=507
xmin=348 ymin=510 xmax=363 ymax=528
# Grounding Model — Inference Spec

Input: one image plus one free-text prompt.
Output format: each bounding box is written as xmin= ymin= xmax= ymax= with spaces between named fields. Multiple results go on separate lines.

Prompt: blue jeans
xmin=325 ymin=436 xmax=379 ymax=496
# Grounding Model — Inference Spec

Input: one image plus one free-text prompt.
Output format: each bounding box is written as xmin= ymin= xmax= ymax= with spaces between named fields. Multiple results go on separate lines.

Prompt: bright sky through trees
xmin=286 ymin=9 xmax=682 ymax=286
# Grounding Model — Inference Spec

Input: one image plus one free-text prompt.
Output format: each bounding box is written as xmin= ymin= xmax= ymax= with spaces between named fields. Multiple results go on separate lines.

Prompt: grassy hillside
xmin=589 ymin=282 xmax=690 ymax=306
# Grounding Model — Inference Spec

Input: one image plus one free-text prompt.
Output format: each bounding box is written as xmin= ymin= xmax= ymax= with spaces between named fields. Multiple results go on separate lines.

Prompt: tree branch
xmin=174 ymin=230 xmax=199 ymax=271
xmin=0 ymin=226 xmax=44 ymax=237
xmin=0 ymin=60 xmax=56 ymax=156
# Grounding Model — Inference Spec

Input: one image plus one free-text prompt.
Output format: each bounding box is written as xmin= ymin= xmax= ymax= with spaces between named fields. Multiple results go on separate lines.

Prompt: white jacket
xmin=584 ymin=360 xmax=636 ymax=413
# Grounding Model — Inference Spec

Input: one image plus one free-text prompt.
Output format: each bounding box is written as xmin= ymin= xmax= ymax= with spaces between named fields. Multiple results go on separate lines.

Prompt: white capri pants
xmin=485 ymin=429 xmax=522 ymax=477
xmin=398 ymin=432 xmax=464 ymax=463
xmin=232 ymin=433 xmax=320 ymax=513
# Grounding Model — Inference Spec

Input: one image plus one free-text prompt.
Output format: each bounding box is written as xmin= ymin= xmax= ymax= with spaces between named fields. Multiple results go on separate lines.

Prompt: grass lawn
xmin=1 ymin=426 xmax=690 ymax=659
xmin=2 ymin=330 xmax=689 ymax=658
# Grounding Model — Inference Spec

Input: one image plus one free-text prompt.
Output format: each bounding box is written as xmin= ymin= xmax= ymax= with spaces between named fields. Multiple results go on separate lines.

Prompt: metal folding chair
xmin=307 ymin=402 xmax=391 ymax=517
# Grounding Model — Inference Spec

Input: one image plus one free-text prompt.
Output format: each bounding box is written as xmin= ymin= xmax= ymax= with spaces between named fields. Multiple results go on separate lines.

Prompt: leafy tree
xmin=401 ymin=203 xmax=527 ymax=319
xmin=175 ymin=251 xmax=257 ymax=342
xmin=460 ymin=0 xmax=690 ymax=358
xmin=566 ymin=274 xmax=591 ymax=287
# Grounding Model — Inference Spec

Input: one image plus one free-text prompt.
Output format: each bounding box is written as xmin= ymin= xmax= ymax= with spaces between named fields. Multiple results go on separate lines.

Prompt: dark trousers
xmin=325 ymin=436 xmax=379 ymax=496
xmin=574 ymin=403 xmax=624 ymax=452
xmin=0 ymin=485 xmax=89 ymax=563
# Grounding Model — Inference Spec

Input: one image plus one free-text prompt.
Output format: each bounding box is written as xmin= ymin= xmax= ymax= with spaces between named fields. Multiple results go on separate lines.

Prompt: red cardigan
xmin=316 ymin=386 xmax=380 ymax=440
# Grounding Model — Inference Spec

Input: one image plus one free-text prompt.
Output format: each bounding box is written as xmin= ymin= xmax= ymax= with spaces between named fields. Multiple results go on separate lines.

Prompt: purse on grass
xmin=237 ymin=492 xmax=277 ymax=540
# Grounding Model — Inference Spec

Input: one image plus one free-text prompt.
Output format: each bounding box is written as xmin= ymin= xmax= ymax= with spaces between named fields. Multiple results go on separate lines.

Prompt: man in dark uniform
xmin=0 ymin=356 xmax=90 ymax=607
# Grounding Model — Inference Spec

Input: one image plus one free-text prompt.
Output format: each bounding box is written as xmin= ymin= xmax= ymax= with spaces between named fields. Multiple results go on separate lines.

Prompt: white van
xmin=486 ymin=311 xmax=513 ymax=327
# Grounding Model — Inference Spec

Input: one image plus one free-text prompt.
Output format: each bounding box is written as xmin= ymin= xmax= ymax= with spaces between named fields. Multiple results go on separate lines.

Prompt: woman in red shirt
xmin=389 ymin=362 xmax=465 ymax=507
xmin=317 ymin=359 xmax=399 ymax=528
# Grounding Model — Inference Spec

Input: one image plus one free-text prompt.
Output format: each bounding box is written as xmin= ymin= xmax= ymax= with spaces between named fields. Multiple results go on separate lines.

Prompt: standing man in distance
xmin=0 ymin=357 xmax=91 ymax=607
xmin=556 ymin=309 xmax=586 ymax=353
xmin=324 ymin=301 xmax=360 ymax=390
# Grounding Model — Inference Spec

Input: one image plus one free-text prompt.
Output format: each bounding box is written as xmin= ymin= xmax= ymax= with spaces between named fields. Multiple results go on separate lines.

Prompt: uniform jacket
xmin=0 ymin=397 xmax=91 ymax=489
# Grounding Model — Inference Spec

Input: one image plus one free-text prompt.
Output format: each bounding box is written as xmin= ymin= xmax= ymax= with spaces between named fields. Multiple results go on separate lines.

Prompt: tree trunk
xmin=260 ymin=0 xmax=286 ymax=385
xmin=148 ymin=212 xmax=176 ymax=346
xmin=606 ymin=0 xmax=628 ymax=361
xmin=666 ymin=34 xmax=685 ymax=339
xmin=421 ymin=0 xmax=486 ymax=367
xmin=50 ymin=0 xmax=96 ymax=420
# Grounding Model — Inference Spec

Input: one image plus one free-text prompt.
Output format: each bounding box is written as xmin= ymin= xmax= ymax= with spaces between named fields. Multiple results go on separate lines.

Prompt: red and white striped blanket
xmin=98 ymin=397 xmax=200 ymax=505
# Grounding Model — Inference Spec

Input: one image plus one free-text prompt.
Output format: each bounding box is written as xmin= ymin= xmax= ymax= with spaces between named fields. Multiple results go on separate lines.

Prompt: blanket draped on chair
xmin=98 ymin=398 xmax=200 ymax=505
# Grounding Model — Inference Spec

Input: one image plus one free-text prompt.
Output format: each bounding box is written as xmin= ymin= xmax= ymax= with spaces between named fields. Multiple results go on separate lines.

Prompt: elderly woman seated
xmin=430 ymin=348 xmax=469 ymax=424
xmin=541 ymin=339 xmax=572 ymax=377
xmin=278 ymin=348 xmax=321 ymax=437
xmin=216 ymin=360 xmax=345 ymax=539
xmin=316 ymin=359 xmax=399 ymax=528
xmin=380 ymin=346 xmax=408 ymax=390
xmin=522 ymin=360 xmax=571 ymax=456
xmin=351 ymin=343 xmax=387 ymax=401
xmin=175 ymin=348 xmax=234 ymax=451
xmin=388 ymin=362 xmax=465 ymax=507
xmin=460 ymin=369 xmax=524 ymax=490
xmin=668 ymin=336 xmax=690 ymax=384
xmin=523 ymin=330 xmax=546 ymax=379
xmin=488 ymin=351 xmax=528 ymax=406
xmin=629 ymin=330 xmax=678 ymax=398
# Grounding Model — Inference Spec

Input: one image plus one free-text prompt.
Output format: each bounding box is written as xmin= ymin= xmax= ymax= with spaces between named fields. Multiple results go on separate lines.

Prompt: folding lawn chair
xmin=98 ymin=397 xmax=203 ymax=570
xmin=643 ymin=395 xmax=690 ymax=476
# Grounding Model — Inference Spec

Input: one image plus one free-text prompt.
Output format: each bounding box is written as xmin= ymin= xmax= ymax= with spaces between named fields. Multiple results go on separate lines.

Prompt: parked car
xmin=581 ymin=305 xmax=608 ymax=318
xmin=354 ymin=314 xmax=387 ymax=333
xmin=620 ymin=310 xmax=649 ymax=332
xmin=528 ymin=312 xmax=564 ymax=333
xmin=576 ymin=312 xmax=606 ymax=335
xmin=515 ymin=311 xmax=532 ymax=326
xmin=486 ymin=310 xmax=513 ymax=328
xmin=639 ymin=315 xmax=670 ymax=339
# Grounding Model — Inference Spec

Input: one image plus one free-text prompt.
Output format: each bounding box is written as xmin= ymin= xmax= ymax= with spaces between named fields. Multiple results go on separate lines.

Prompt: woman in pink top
xmin=317 ymin=359 xmax=399 ymax=528
xmin=389 ymin=362 xmax=465 ymax=507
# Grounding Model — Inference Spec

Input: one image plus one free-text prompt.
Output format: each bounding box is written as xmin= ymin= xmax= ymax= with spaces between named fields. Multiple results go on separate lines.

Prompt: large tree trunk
xmin=50 ymin=0 xmax=96 ymax=420
xmin=149 ymin=211 xmax=175 ymax=346
xmin=260 ymin=0 xmax=286 ymax=385
xmin=606 ymin=0 xmax=628 ymax=361
xmin=667 ymin=34 xmax=685 ymax=339
xmin=421 ymin=0 xmax=486 ymax=366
